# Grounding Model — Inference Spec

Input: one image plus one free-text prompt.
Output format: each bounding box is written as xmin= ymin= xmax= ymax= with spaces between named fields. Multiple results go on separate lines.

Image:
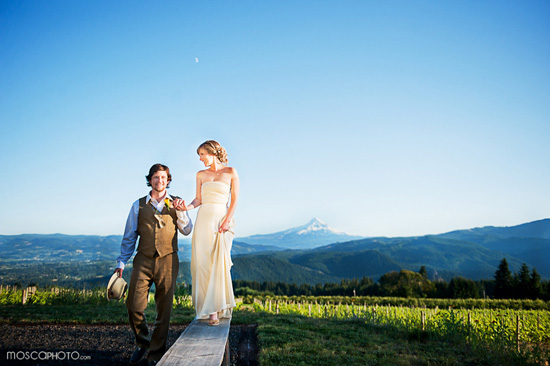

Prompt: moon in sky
xmin=195 ymin=57 xmax=199 ymax=63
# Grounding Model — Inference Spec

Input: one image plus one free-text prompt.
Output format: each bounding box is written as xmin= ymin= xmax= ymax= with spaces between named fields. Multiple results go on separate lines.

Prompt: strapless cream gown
xmin=191 ymin=181 xmax=236 ymax=319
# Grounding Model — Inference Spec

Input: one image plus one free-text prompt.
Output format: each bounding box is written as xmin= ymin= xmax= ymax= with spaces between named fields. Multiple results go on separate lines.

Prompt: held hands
xmin=114 ymin=268 xmax=123 ymax=278
xmin=172 ymin=198 xmax=187 ymax=211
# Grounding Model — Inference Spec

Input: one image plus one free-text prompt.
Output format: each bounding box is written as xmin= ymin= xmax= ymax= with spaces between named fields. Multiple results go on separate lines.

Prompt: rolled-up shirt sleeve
xmin=116 ymin=200 xmax=140 ymax=269
xmin=176 ymin=210 xmax=193 ymax=236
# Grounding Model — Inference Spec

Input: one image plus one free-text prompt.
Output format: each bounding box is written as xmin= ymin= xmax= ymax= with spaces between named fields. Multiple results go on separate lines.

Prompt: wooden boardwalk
xmin=157 ymin=318 xmax=230 ymax=366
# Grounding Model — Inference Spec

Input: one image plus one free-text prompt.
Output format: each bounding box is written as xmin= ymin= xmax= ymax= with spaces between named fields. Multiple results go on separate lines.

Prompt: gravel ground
xmin=0 ymin=324 xmax=258 ymax=366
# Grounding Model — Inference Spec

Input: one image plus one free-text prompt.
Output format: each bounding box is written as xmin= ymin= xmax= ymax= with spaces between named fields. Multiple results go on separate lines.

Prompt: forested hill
xmin=0 ymin=234 xmax=121 ymax=262
xmin=1 ymin=219 xmax=548 ymax=284
xmin=231 ymin=219 xmax=550 ymax=282
xmin=0 ymin=234 xmax=273 ymax=262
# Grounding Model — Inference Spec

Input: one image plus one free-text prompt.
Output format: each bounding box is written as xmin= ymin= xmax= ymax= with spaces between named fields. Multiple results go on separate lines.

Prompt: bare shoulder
xmin=196 ymin=170 xmax=210 ymax=185
xmin=225 ymin=166 xmax=238 ymax=178
xmin=197 ymin=169 xmax=209 ymax=178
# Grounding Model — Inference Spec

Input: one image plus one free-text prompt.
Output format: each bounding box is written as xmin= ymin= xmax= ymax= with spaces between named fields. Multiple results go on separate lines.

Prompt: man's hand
xmin=114 ymin=268 xmax=123 ymax=278
xmin=173 ymin=198 xmax=187 ymax=211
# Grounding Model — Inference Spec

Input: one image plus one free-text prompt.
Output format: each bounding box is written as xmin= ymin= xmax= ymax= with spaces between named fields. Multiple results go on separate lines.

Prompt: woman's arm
xmin=185 ymin=172 xmax=203 ymax=210
xmin=219 ymin=168 xmax=239 ymax=232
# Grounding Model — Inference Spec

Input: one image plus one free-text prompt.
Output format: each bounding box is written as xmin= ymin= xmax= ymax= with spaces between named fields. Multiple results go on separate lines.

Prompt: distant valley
xmin=1 ymin=218 xmax=549 ymax=287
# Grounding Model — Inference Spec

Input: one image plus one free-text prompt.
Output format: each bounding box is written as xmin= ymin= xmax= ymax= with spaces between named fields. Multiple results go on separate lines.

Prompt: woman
xmin=179 ymin=140 xmax=239 ymax=325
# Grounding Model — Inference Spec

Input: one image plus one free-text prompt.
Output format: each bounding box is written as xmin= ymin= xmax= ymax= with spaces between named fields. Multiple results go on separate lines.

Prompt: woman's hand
xmin=219 ymin=220 xmax=231 ymax=233
xmin=173 ymin=199 xmax=187 ymax=211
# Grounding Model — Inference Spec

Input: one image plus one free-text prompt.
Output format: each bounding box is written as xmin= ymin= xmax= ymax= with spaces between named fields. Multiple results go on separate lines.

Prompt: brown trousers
xmin=126 ymin=251 xmax=179 ymax=361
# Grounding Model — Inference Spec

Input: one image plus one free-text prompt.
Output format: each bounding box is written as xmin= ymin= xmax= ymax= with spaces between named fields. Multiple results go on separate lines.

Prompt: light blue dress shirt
xmin=116 ymin=192 xmax=193 ymax=269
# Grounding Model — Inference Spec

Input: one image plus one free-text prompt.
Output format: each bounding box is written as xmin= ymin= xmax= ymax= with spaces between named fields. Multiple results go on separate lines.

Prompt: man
xmin=115 ymin=163 xmax=192 ymax=365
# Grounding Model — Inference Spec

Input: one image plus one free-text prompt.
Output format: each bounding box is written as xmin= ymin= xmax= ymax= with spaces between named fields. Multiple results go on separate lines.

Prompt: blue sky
xmin=1 ymin=1 xmax=549 ymax=238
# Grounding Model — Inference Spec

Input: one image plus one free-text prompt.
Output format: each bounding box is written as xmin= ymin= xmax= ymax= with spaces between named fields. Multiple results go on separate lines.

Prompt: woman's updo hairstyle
xmin=197 ymin=140 xmax=228 ymax=165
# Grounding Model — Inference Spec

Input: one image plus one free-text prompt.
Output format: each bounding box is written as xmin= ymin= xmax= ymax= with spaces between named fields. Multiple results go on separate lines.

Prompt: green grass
xmin=0 ymin=303 xmax=537 ymax=365
xmin=0 ymin=301 xmax=196 ymax=324
xmin=235 ymin=305 xmax=532 ymax=366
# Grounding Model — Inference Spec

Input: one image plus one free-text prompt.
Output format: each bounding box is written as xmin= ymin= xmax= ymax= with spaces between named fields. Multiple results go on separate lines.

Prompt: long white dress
xmin=191 ymin=181 xmax=236 ymax=319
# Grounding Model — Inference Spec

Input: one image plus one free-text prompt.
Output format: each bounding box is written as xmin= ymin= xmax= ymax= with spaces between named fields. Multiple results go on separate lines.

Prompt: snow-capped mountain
xmin=236 ymin=218 xmax=364 ymax=249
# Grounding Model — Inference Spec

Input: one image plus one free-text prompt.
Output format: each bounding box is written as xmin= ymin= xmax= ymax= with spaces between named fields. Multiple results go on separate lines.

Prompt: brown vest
xmin=136 ymin=196 xmax=179 ymax=258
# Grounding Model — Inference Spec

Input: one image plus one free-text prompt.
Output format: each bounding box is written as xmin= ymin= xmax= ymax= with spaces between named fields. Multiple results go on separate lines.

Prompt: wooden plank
xmin=158 ymin=318 xmax=231 ymax=366
xmin=222 ymin=339 xmax=229 ymax=366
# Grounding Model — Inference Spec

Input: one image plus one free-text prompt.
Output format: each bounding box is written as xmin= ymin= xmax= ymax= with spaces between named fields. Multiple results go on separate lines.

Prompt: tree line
xmin=234 ymin=258 xmax=550 ymax=300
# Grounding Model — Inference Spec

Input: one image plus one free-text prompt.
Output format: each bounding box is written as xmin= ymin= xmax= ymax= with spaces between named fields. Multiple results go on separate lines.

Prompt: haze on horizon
xmin=1 ymin=1 xmax=549 ymax=238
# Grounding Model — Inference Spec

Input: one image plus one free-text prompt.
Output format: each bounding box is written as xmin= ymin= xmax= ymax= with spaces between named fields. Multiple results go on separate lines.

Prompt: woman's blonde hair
xmin=197 ymin=140 xmax=228 ymax=165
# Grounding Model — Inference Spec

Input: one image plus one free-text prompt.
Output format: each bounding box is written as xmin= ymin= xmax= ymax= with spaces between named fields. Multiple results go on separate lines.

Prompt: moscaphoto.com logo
xmin=6 ymin=350 xmax=91 ymax=361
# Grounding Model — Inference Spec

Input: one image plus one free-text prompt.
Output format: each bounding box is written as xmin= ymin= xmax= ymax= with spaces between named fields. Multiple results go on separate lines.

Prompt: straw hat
xmin=107 ymin=273 xmax=128 ymax=300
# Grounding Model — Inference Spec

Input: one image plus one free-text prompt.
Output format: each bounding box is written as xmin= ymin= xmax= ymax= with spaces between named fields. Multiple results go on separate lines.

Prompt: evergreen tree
xmin=494 ymin=258 xmax=513 ymax=299
xmin=516 ymin=263 xmax=531 ymax=299
xmin=477 ymin=279 xmax=495 ymax=298
xmin=449 ymin=277 xmax=479 ymax=299
xmin=543 ymin=280 xmax=550 ymax=301
xmin=419 ymin=266 xmax=428 ymax=279
xmin=434 ymin=281 xmax=450 ymax=298
xmin=529 ymin=267 xmax=542 ymax=299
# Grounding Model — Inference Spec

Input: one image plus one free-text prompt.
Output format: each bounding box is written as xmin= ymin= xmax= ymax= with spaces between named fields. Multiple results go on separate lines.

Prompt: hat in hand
xmin=107 ymin=273 xmax=128 ymax=301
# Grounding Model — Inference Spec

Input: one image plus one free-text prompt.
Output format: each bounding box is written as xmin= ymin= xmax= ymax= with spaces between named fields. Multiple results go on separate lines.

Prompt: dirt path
xmin=0 ymin=324 xmax=258 ymax=366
